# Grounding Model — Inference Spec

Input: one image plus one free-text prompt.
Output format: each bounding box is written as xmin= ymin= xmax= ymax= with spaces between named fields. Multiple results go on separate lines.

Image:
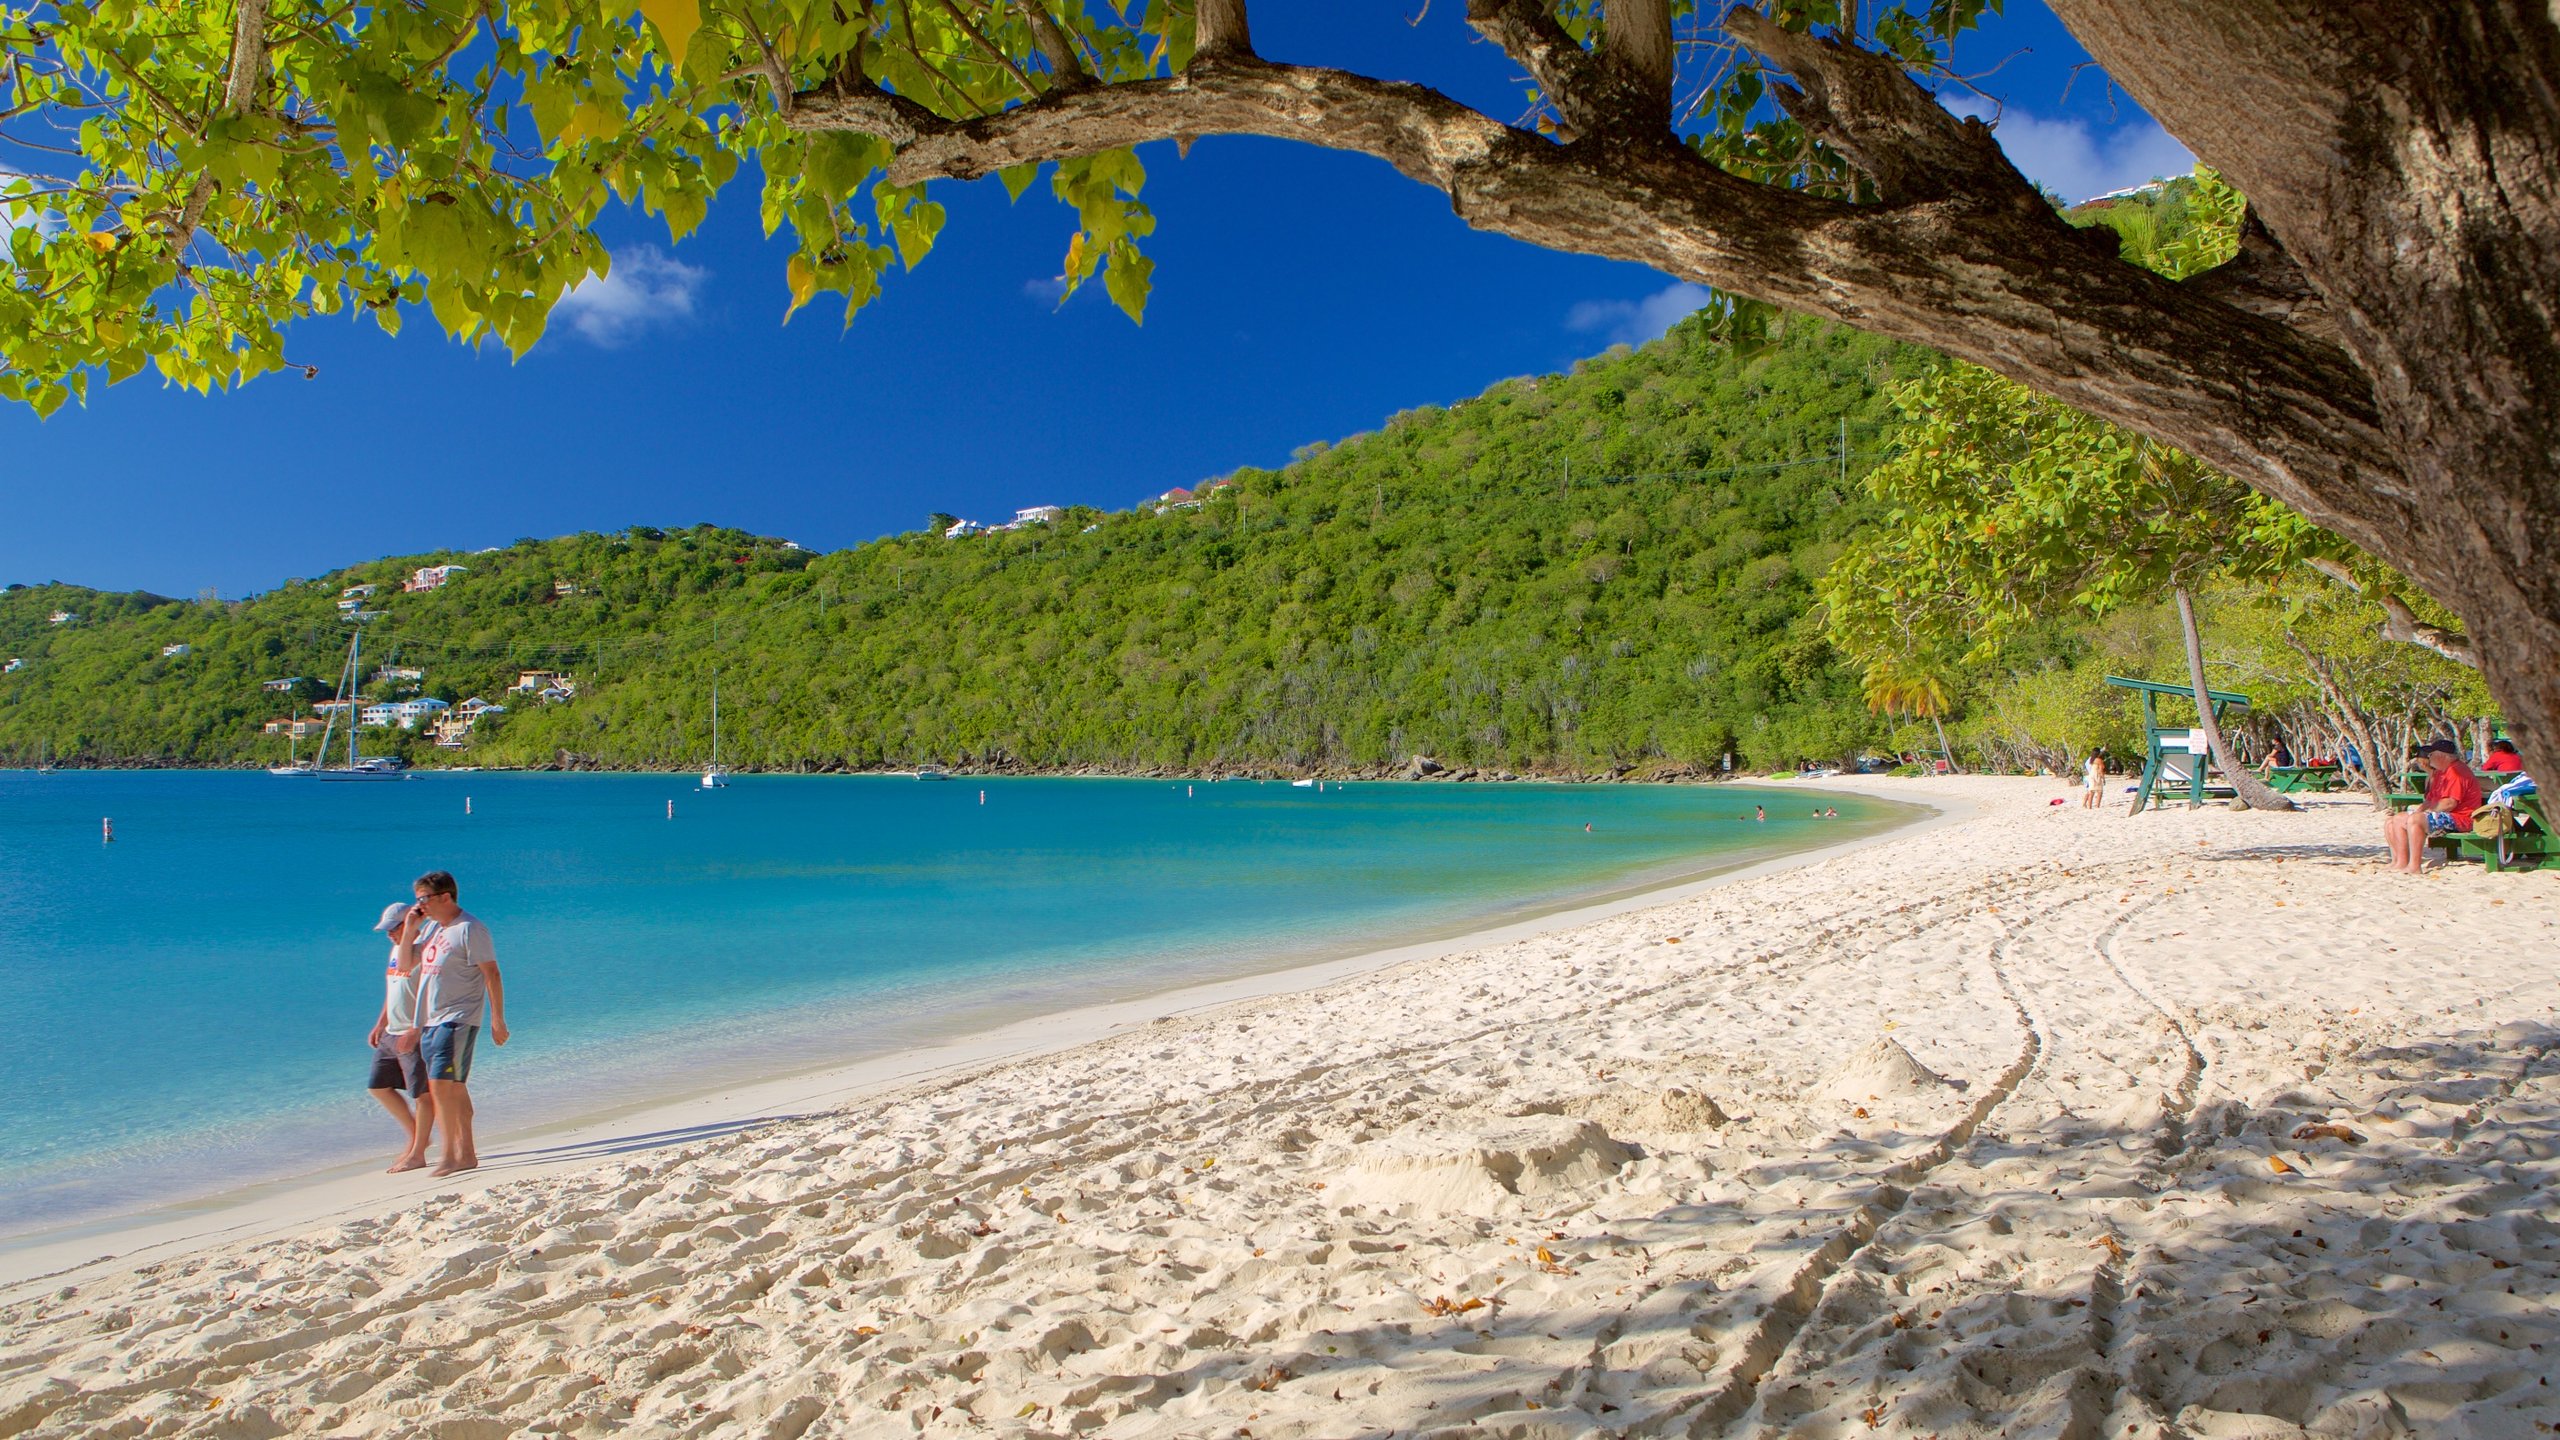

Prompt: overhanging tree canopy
xmin=3 ymin=0 xmax=2553 ymax=769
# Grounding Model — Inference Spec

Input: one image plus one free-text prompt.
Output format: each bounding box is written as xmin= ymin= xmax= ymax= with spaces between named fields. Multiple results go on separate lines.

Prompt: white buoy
xmin=102 ymin=817 xmax=113 ymax=843
xmin=979 ymin=789 xmax=987 ymax=805
xmin=667 ymin=799 xmax=675 ymax=820
xmin=466 ymin=796 xmax=473 ymax=816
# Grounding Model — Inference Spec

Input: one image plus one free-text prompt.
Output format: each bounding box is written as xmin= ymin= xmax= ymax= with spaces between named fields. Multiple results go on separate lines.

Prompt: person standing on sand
xmin=2082 ymin=748 xmax=2108 ymax=810
xmin=397 ymin=870 xmax=508 ymax=1177
xmin=365 ymin=899 xmax=435 ymax=1173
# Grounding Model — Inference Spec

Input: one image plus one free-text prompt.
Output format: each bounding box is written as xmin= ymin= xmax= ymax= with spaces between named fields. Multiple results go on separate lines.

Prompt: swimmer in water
xmin=1754 ymin=805 xmax=1766 ymax=822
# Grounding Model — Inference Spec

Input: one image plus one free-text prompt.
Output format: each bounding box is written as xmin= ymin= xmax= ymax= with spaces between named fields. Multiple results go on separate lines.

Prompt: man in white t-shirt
xmin=366 ymin=900 xmax=436 ymax=1172
xmin=396 ymin=870 xmax=510 ymax=1177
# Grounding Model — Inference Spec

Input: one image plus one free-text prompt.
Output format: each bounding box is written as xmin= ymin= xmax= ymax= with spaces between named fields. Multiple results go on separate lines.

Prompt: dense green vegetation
xmin=1 ymin=317 xmax=1933 ymax=774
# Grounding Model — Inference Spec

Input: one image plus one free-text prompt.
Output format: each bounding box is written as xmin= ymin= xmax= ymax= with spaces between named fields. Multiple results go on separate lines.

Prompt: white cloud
xmin=1564 ymin=281 xmax=1712 ymax=348
xmin=551 ymin=246 xmax=709 ymax=346
xmin=1941 ymin=94 xmax=2193 ymax=204
xmin=1021 ymin=274 xmax=1075 ymax=305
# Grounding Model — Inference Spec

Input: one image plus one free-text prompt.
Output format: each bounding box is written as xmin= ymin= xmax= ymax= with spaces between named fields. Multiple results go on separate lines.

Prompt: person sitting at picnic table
xmin=2254 ymin=740 xmax=2296 ymax=775
xmin=2383 ymin=739 xmax=2483 ymax=874
xmin=2480 ymin=738 xmax=2525 ymax=774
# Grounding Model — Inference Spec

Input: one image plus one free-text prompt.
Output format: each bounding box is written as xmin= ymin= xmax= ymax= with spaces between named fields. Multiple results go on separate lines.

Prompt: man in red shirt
xmin=2384 ymin=739 xmax=2483 ymax=873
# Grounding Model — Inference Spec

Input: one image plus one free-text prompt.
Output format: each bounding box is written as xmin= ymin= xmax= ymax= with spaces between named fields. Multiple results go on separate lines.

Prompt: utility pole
xmin=1838 ymin=416 xmax=1848 ymax=490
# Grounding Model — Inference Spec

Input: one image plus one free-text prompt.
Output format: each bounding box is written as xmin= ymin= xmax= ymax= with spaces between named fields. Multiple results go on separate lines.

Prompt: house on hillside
xmin=261 ymin=677 xmax=307 ymax=692
xmin=1150 ymin=487 xmax=1200 ymax=512
xmin=432 ymin=699 xmax=507 ymax=747
xmin=340 ymin=583 xmax=378 ymax=599
xmin=1200 ymin=477 xmax=1235 ymax=495
xmin=512 ymin=669 xmax=570 ymax=694
xmin=553 ymin=578 xmax=581 ymax=597
xmin=3 ymin=659 xmax=23 ymax=675
xmin=312 ymin=698 xmax=355 ymax=714
xmin=360 ymin=698 xmax=450 ymax=730
xmin=403 ymin=564 xmax=467 ymax=593
xmin=1014 ymin=505 xmax=1066 ymax=527
xmin=262 ymin=717 xmax=328 ymax=738
xmin=944 ymin=519 xmax=986 ymax=538
xmin=535 ymin=683 xmax=577 ymax=704
xmin=373 ymin=665 xmax=425 ymax=685
xmin=48 ymin=611 xmax=76 ymax=625
xmin=161 ymin=643 xmax=191 ymax=658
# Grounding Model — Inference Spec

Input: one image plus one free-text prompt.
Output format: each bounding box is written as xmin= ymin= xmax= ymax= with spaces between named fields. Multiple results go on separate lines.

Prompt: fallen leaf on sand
xmin=2269 ymin=1155 xmax=2297 ymax=1174
xmin=1536 ymin=1246 xmax=1556 ymax=1263
xmin=2092 ymin=1234 xmax=2128 ymax=1263
xmin=1017 ymin=1402 xmax=1040 ymax=1418
xmin=1863 ymin=1406 xmax=1886 ymax=1427
xmin=1422 ymin=1296 xmax=1487 ymax=1317
xmin=2292 ymin=1123 xmax=2366 ymax=1144
xmin=1248 ymin=1366 xmax=1293 ymax=1392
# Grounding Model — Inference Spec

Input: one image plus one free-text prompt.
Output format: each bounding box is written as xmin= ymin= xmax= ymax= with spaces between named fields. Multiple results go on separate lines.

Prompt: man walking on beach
xmin=398 ymin=870 xmax=508 ymax=1177
xmin=367 ymin=900 xmax=436 ymax=1172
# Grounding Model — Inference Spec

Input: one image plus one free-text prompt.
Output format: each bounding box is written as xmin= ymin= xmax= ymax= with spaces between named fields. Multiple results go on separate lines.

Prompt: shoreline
xmin=0 ymin=778 xmax=1955 ymax=1295
xmin=8 ymin=778 xmax=2556 ymax=1439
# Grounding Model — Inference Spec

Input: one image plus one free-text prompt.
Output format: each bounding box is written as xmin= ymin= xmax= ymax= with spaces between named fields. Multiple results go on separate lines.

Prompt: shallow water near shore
xmin=0 ymin=771 xmax=1903 ymax=1235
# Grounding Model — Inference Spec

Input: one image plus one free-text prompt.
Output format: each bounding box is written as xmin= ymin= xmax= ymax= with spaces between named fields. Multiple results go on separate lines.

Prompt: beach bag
xmin=2472 ymin=806 xmax=2514 ymax=838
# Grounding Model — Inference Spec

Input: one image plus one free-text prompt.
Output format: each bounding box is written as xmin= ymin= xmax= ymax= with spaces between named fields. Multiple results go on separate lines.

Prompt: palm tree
xmin=1862 ymin=662 xmax=1961 ymax=774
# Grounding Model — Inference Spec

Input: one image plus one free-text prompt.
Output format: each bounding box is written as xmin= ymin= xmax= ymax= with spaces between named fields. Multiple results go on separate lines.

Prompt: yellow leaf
xmin=639 ymin=0 xmax=703 ymax=72
xmin=1016 ymin=1402 xmax=1040 ymax=1418
xmin=1535 ymin=1246 xmax=1555 ymax=1264
xmin=83 ymin=230 xmax=119 ymax=254
xmin=556 ymin=101 xmax=624 ymax=148
xmin=784 ymin=255 xmax=818 ymax=318
xmin=2268 ymin=1155 xmax=2295 ymax=1174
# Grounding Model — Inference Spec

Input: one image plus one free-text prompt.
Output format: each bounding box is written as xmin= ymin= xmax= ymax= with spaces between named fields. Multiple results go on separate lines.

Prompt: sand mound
xmin=1334 ymin=1115 xmax=1632 ymax=1216
xmin=1818 ymin=1037 xmax=1950 ymax=1106
xmin=1578 ymin=1084 xmax=1731 ymax=1134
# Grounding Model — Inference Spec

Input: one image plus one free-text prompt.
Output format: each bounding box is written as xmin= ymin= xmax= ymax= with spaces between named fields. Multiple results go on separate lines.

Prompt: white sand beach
xmin=3 ymin=776 xmax=2555 ymax=1439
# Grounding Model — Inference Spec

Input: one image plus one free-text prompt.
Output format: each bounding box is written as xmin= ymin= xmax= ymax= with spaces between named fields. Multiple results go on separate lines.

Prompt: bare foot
xmin=387 ymin=1156 xmax=428 ymax=1173
xmin=430 ymin=1160 xmax=479 ymax=1178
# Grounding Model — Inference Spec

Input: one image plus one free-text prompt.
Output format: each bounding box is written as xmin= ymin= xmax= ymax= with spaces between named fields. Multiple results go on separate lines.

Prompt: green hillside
xmin=0 ymin=318 xmax=1928 ymax=774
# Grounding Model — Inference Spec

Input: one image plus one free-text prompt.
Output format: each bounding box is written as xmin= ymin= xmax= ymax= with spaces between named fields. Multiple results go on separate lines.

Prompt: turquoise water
xmin=0 ymin=772 xmax=1905 ymax=1234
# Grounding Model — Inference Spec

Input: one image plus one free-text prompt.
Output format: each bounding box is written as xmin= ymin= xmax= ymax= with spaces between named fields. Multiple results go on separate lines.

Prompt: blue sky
xmin=0 ymin=2 xmax=2189 ymax=597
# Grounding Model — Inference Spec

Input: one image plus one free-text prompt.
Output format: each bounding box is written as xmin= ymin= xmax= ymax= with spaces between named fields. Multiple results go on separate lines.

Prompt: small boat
xmin=33 ymin=740 xmax=54 ymax=776
xmin=1291 ymin=777 xmax=1317 ymax=788
xmin=916 ymin=766 xmax=949 ymax=781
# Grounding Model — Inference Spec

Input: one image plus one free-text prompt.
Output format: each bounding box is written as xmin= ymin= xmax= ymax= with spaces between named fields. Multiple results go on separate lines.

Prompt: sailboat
xmin=272 ymin=624 xmax=409 ymax=781
xmin=700 ymin=673 xmax=729 ymax=789
xmin=33 ymin=740 xmax=54 ymax=775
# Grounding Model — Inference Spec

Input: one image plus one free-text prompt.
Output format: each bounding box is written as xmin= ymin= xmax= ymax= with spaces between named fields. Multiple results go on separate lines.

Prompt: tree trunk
xmin=1929 ymin=714 xmax=1958 ymax=775
xmin=2174 ymin=586 xmax=2296 ymax=811
xmin=2053 ymin=1 xmax=2560 ymax=786
xmin=2282 ymin=631 xmax=2395 ymax=809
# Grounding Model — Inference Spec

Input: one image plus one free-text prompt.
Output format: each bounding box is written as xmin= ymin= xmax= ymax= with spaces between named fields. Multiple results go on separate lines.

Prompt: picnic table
xmin=2425 ymin=794 xmax=2556 ymax=873
xmin=2266 ymin=764 xmax=2343 ymax=794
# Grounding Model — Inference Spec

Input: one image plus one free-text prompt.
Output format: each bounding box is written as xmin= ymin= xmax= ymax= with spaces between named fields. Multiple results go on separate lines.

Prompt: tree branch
xmin=2303 ymin=556 xmax=2480 ymax=667
xmin=2183 ymin=204 xmax=2336 ymax=343
xmin=1194 ymin=0 xmax=1252 ymax=62
xmin=1020 ymin=1 xmax=1091 ymax=92
xmin=1464 ymin=0 xmax=1611 ymax=138
xmin=788 ymin=53 xmax=2405 ymax=570
xmin=1604 ymin=0 xmax=1674 ymax=119
xmin=1721 ymin=4 xmax=2036 ymax=208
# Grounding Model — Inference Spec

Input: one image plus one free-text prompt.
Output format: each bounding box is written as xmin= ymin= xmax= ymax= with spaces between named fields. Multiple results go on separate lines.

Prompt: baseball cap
xmin=373 ymin=900 xmax=415 ymax=932
xmin=2415 ymin=739 xmax=2460 ymax=757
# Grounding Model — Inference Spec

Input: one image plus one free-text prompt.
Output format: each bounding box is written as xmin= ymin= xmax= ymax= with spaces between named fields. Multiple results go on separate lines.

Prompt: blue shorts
xmin=2425 ymin=810 xmax=2465 ymax=836
xmin=421 ymin=1023 xmax=478 ymax=1084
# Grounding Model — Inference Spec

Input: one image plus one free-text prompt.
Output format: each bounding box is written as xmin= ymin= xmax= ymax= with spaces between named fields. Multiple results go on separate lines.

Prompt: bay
xmin=0 ymin=771 xmax=1905 ymax=1234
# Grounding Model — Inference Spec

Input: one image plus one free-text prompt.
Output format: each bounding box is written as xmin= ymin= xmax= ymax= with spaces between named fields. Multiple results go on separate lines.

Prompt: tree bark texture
xmin=2175 ymin=586 xmax=2296 ymax=812
xmin=2043 ymin=2 xmax=2558 ymax=777
xmin=795 ymin=1 xmax=2560 ymax=774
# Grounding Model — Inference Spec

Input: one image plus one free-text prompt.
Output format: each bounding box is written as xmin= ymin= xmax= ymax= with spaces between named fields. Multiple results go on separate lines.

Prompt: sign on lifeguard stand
xmin=2103 ymin=676 xmax=2252 ymax=812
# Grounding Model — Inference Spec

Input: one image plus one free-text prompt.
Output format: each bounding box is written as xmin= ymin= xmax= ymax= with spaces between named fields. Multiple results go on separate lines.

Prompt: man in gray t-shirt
xmin=396 ymin=870 xmax=510 ymax=1178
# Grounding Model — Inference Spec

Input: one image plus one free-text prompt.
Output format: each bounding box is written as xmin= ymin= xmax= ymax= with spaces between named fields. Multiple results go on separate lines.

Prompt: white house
xmin=340 ymin=583 xmax=379 ymax=599
xmin=359 ymin=698 xmax=451 ymax=730
xmin=403 ymin=564 xmax=467 ymax=593
xmin=161 ymin=643 xmax=191 ymax=658
xmin=48 ymin=611 xmax=76 ymax=625
xmin=1013 ymin=505 xmax=1066 ymax=526
xmin=3 ymin=659 xmax=22 ymax=675
xmin=944 ymin=519 xmax=986 ymax=538
xmin=512 ymin=669 xmax=572 ymax=693
xmin=261 ymin=677 xmax=306 ymax=692
xmin=373 ymin=665 xmax=425 ymax=684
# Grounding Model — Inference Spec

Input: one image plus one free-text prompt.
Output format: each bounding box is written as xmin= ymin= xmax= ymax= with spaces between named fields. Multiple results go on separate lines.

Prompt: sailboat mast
xmin=345 ymin=625 xmax=364 ymax=770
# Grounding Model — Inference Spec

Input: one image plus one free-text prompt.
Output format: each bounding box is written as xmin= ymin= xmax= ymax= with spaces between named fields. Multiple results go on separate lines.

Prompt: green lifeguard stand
xmin=2105 ymin=674 xmax=2252 ymax=811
